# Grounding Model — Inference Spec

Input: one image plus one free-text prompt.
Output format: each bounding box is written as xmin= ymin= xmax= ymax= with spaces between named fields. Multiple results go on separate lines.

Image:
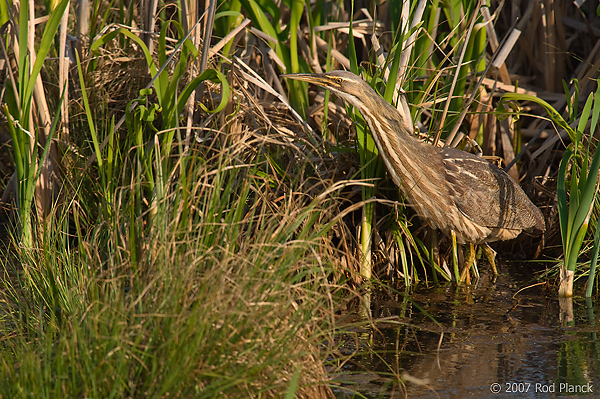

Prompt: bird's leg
xmin=482 ymin=243 xmax=498 ymax=275
xmin=429 ymin=228 xmax=440 ymax=284
xmin=460 ymin=243 xmax=477 ymax=283
xmin=451 ymin=230 xmax=460 ymax=282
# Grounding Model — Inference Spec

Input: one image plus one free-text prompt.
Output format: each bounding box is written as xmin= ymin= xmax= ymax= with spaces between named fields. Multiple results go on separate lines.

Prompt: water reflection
xmin=333 ymin=263 xmax=600 ymax=398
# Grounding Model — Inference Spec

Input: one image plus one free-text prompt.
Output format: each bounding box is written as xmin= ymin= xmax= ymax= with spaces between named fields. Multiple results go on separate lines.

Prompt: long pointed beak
xmin=282 ymin=73 xmax=334 ymax=88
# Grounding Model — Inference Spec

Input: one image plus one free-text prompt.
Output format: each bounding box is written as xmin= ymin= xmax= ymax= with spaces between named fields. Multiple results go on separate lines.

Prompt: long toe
xmin=482 ymin=243 xmax=498 ymax=275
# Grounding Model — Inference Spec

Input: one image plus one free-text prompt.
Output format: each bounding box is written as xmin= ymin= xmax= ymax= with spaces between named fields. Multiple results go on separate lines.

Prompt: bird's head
xmin=282 ymin=70 xmax=371 ymax=109
xmin=283 ymin=70 xmax=414 ymax=140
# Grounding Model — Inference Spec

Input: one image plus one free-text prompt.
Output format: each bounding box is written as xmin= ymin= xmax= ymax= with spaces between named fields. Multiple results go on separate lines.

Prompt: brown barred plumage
xmin=284 ymin=71 xmax=545 ymax=274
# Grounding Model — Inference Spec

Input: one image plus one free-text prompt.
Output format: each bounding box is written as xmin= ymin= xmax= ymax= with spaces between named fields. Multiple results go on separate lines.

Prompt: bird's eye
xmin=335 ymin=77 xmax=343 ymax=85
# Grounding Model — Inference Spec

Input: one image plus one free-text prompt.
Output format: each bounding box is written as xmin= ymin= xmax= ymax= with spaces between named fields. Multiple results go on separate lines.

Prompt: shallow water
xmin=333 ymin=262 xmax=600 ymax=398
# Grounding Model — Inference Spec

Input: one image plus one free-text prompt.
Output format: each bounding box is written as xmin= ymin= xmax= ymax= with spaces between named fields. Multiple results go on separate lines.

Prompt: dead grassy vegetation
xmin=0 ymin=0 xmax=599 ymax=397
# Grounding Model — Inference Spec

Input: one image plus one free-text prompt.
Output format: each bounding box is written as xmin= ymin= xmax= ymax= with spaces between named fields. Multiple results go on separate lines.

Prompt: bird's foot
xmin=482 ymin=243 xmax=498 ymax=276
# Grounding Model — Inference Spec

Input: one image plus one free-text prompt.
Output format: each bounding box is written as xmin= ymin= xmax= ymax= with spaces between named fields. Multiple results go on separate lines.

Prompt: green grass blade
xmin=557 ymin=149 xmax=572 ymax=255
xmin=33 ymin=87 xmax=65 ymax=185
xmin=567 ymin=222 xmax=589 ymax=272
xmin=289 ymin=0 xmax=303 ymax=74
xmin=347 ymin=2 xmax=358 ymax=74
xmin=383 ymin=39 xmax=403 ymax=103
xmin=501 ymin=93 xmax=576 ymax=141
xmin=75 ymin=51 xmax=102 ymax=169
xmin=243 ymin=0 xmax=285 ymax=65
xmin=287 ymin=0 xmax=307 ymax=111
xmin=178 ymin=69 xmax=231 ymax=115
xmin=285 ymin=367 xmax=301 ymax=399
xmin=571 ymin=143 xmax=600 ymax=237
xmin=394 ymin=229 xmax=411 ymax=286
xmin=591 ymin=79 xmax=600 ymax=137
xmin=90 ymin=27 xmax=157 ymax=79
xmin=3 ymin=106 xmax=23 ymax=179
xmin=573 ymin=79 xmax=580 ymax=120
xmin=577 ymin=92 xmax=594 ymax=148
xmin=563 ymin=79 xmax=573 ymax=122
xmin=23 ymin=0 xmax=70 ymax=104
xmin=585 ymin=214 xmax=600 ymax=297
xmin=17 ymin=0 xmax=28 ymax=106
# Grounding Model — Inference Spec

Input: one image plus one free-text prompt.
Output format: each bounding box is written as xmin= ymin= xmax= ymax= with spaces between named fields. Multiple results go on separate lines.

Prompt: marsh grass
xmin=501 ymin=80 xmax=600 ymax=297
xmin=1 ymin=131 xmax=345 ymax=397
xmin=1 ymin=0 xmax=600 ymax=397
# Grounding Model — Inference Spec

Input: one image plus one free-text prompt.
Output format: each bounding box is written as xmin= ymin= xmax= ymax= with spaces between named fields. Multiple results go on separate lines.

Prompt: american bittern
xmin=284 ymin=71 xmax=545 ymax=275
